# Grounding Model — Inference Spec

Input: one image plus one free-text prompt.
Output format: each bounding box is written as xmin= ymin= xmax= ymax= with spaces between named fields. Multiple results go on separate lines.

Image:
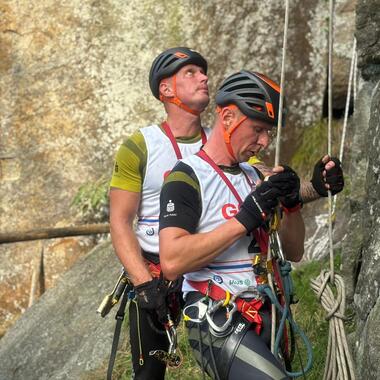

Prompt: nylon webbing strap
xmin=107 ymin=286 xmax=131 ymax=380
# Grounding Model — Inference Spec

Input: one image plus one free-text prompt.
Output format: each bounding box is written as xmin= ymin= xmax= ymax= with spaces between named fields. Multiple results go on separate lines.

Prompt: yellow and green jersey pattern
xmin=110 ymin=126 xmax=209 ymax=192
xmin=110 ymin=130 xmax=147 ymax=192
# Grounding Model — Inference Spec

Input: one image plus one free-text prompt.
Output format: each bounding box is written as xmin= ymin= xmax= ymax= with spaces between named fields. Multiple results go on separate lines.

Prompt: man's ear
xmin=159 ymin=79 xmax=174 ymax=99
xmin=220 ymin=107 xmax=236 ymax=129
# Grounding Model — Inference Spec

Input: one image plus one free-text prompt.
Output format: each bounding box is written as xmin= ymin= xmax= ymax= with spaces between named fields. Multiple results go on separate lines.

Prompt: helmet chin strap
xmin=159 ymin=75 xmax=201 ymax=116
xmin=217 ymin=106 xmax=248 ymax=162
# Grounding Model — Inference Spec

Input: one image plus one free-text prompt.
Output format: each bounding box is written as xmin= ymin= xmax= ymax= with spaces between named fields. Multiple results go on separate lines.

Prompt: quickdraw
xmin=149 ymin=314 xmax=182 ymax=368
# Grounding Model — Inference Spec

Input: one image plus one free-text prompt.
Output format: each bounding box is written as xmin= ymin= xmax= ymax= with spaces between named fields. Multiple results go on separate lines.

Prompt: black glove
xmin=235 ymin=181 xmax=280 ymax=232
xmin=267 ymin=165 xmax=301 ymax=209
xmin=134 ymin=278 xmax=167 ymax=317
xmin=311 ymin=157 xmax=344 ymax=196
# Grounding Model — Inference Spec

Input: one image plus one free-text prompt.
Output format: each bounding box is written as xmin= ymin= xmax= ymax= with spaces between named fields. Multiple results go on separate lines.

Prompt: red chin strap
xmin=217 ymin=105 xmax=248 ymax=161
xmin=159 ymin=75 xmax=201 ymax=116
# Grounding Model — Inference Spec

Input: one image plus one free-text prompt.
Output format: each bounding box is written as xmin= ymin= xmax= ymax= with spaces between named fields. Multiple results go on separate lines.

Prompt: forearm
xmin=300 ymin=180 xmax=320 ymax=203
xmin=278 ymin=211 xmax=305 ymax=262
xmin=110 ymin=221 xmax=152 ymax=286
xmin=160 ymin=218 xmax=246 ymax=280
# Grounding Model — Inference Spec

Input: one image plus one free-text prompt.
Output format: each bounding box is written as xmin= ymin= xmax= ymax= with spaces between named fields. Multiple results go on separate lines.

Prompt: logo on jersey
xmin=222 ymin=203 xmax=239 ymax=219
xmin=229 ymin=279 xmax=252 ymax=287
xmin=146 ymin=227 xmax=154 ymax=236
xmin=166 ymin=200 xmax=175 ymax=212
xmin=213 ymin=275 xmax=223 ymax=284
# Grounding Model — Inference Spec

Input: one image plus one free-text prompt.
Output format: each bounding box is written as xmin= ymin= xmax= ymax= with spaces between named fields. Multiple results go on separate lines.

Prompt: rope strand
xmin=332 ymin=38 xmax=357 ymax=215
xmin=269 ymin=0 xmax=290 ymax=354
xmin=274 ymin=0 xmax=289 ymax=167
xmin=311 ymin=4 xmax=356 ymax=378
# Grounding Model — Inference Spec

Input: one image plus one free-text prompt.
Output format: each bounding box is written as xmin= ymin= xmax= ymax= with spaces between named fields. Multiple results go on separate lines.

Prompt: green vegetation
xmin=87 ymin=255 xmax=355 ymax=380
xmin=291 ymin=119 xmax=342 ymax=177
xmin=71 ymin=176 xmax=109 ymax=223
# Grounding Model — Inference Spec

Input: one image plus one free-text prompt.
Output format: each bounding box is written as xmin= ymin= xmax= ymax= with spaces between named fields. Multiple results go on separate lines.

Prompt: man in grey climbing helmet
xmin=159 ymin=70 xmax=306 ymax=379
xmin=110 ymin=46 xmax=210 ymax=379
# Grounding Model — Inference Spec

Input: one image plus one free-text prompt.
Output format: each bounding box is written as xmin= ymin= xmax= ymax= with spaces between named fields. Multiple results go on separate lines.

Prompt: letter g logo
xmin=222 ymin=203 xmax=238 ymax=219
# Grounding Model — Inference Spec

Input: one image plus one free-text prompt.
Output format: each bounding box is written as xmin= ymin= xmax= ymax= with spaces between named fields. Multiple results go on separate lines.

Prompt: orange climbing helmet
xmin=215 ymin=70 xmax=285 ymax=127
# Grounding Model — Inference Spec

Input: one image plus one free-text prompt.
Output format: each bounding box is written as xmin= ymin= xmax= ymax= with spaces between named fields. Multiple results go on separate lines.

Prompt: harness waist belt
xmin=187 ymin=280 xmax=264 ymax=334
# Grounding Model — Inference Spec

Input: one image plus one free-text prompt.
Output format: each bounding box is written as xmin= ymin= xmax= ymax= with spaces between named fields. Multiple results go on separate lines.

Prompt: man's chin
xmin=196 ymin=98 xmax=210 ymax=113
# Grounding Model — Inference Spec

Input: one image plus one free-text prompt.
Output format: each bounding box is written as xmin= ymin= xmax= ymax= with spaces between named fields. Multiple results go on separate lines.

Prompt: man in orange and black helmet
xmin=159 ymin=70 xmax=304 ymax=380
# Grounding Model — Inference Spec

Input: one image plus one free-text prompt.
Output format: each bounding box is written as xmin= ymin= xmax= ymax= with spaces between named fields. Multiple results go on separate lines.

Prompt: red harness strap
xmin=145 ymin=260 xmax=161 ymax=278
xmin=188 ymin=280 xmax=264 ymax=334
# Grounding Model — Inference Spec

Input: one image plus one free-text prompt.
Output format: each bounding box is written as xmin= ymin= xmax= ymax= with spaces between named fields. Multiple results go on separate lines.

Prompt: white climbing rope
xmin=332 ymin=38 xmax=357 ymax=215
xmin=353 ymin=48 xmax=358 ymax=105
xmin=268 ymin=0 xmax=290 ymax=354
xmin=311 ymin=1 xmax=356 ymax=379
xmin=274 ymin=0 xmax=289 ymax=167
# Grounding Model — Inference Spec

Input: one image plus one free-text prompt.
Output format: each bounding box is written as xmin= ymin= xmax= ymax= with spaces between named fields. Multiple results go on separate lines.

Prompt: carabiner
xmin=183 ymin=297 xmax=209 ymax=323
xmin=206 ymin=299 xmax=237 ymax=337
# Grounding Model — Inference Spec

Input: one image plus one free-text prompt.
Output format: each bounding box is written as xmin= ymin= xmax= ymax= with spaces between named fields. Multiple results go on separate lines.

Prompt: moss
xmin=291 ymin=119 xmax=342 ymax=177
xmin=71 ymin=176 xmax=109 ymax=223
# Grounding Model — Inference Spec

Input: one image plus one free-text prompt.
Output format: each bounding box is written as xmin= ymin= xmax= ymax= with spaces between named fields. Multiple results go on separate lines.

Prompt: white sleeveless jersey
xmin=181 ymin=154 xmax=262 ymax=295
xmin=136 ymin=125 xmax=211 ymax=254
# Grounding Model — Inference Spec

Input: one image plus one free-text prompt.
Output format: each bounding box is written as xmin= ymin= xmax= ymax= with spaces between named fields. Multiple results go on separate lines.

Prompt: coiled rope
xmin=310 ymin=1 xmax=356 ymax=378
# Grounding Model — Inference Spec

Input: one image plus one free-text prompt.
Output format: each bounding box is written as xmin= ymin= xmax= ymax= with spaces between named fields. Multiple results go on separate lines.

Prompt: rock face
xmin=0 ymin=241 xmax=122 ymax=380
xmin=341 ymin=0 xmax=380 ymax=378
xmin=0 ymin=0 xmax=356 ymax=332
xmin=0 ymin=0 xmax=360 ymax=377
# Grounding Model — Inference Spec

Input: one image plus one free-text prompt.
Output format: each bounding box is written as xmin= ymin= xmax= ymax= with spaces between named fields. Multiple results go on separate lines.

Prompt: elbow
xmin=160 ymin=260 xmax=181 ymax=281
xmin=286 ymin=246 xmax=304 ymax=262
xmin=292 ymin=252 xmax=304 ymax=263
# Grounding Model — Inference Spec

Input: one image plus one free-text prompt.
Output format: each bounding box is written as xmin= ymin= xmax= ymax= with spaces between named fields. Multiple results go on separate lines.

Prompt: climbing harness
xmin=185 ymin=280 xmax=264 ymax=335
xmin=98 ymin=266 xmax=183 ymax=379
xmin=310 ymin=1 xmax=356 ymax=379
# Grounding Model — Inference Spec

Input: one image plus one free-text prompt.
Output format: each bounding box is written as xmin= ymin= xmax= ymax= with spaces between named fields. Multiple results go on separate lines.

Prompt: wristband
xmin=282 ymin=203 xmax=302 ymax=214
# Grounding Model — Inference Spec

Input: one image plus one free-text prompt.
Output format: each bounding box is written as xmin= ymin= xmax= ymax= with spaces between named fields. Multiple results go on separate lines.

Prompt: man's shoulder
xmin=164 ymin=160 xmax=200 ymax=192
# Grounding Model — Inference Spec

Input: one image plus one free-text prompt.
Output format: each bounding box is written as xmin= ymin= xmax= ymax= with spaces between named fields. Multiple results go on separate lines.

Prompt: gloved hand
xmin=311 ymin=156 xmax=344 ymax=196
xmin=235 ymin=181 xmax=280 ymax=232
xmin=134 ymin=277 xmax=167 ymax=316
xmin=267 ymin=165 xmax=301 ymax=209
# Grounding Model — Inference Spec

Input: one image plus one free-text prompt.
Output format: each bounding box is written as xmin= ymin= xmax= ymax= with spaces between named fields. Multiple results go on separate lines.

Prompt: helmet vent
xmin=247 ymin=102 xmax=264 ymax=111
xmin=162 ymin=57 xmax=178 ymax=69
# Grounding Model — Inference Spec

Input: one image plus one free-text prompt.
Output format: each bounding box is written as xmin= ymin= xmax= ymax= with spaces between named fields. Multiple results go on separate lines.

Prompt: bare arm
xmin=279 ymin=210 xmax=305 ymax=262
xmin=109 ymin=188 xmax=152 ymax=286
xmin=254 ymin=155 xmax=344 ymax=204
xmin=159 ymin=218 xmax=246 ymax=281
xmin=300 ymin=181 xmax=320 ymax=203
xmin=253 ymin=162 xmax=319 ymax=203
